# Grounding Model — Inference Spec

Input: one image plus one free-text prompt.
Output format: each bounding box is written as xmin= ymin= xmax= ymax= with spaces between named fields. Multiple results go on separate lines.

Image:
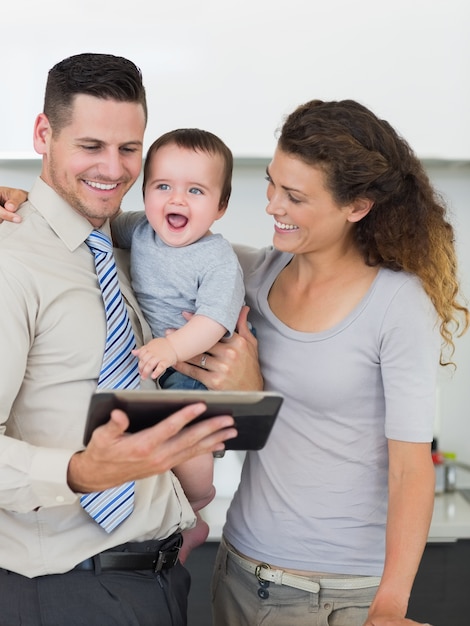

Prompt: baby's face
xmin=143 ymin=143 xmax=226 ymax=247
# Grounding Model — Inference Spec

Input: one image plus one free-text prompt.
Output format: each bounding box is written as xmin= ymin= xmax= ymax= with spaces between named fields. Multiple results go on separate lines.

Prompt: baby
xmin=112 ymin=128 xmax=245 ymax=390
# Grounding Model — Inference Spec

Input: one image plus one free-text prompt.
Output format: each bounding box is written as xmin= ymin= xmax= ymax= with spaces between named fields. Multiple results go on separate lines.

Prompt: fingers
xmin=172 ymin=357 xmax=214 ymax=389
xmin=139 ymin=359 xmax=167 ymax=380
xmin=151 ymin=363 xmax=168 ymax=380
xmin=0 ymin=202 xmax=22 ymax=224
xmin=139 ymin=404 xmax=237 ymax=472
xmin=234 ymin=305 xmax=256 ymax=343
xmin=171 ymin=420 xmax=237 ymax=464
xmin=107 ymin=408 xmax=131 ymax=433
xmin=173 ymin=334 xmax=261 ymax=391
xmin=70 ymin=403 xmax=236 ymax=492
xmin=149 ymin=402 xmax=234 ymax=440
xmin=132 ymin=347 xmax=165 ymax=380
xmin=119 ymin=402 xmax=236 ymax=458
xmin=133 ymin=338 xmax=178 ymax=380
xmin=90 ymin=408 xmax=130 ymax=446
xmin=0 ymin=187 xmax=28 ymax=222
xmin=176 ymin=311 xmax=261 ymax=391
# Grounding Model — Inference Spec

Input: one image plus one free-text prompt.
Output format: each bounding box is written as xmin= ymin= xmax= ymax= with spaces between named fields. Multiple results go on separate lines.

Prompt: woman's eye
xmin=287 ymin=193 xmax=301 ymax=204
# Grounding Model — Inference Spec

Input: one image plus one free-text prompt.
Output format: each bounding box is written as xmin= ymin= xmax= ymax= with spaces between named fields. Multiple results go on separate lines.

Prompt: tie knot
xmin=86 ymin=230 xmax=113 ymax=255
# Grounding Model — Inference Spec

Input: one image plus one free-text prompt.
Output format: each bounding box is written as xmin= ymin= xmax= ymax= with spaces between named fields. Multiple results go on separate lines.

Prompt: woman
xmin=1 ymin=100 xmax=468 ymax=625
xmin=177 ymin=100 xmax=469 ymax=625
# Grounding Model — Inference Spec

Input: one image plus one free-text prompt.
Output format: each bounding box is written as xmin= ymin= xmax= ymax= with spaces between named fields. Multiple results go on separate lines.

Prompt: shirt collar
xmin=28 ymin=177 xmax=112 ymax=251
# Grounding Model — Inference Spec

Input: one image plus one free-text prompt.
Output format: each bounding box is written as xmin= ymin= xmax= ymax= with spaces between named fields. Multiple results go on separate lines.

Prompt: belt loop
xmin=153 ymin=536 xmax=182 ymax=573
xmin=153 ymin=550 xmax=166 ymax=573
xmin=92 ymin=554 xmax=102 ymax=575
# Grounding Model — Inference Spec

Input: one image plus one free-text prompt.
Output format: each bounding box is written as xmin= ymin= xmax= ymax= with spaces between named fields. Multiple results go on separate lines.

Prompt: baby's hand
xmin=132 ymin=337 xmax=178 ymax=380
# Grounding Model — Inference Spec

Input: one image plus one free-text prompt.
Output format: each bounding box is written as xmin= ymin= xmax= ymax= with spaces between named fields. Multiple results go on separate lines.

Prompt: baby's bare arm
xmin=133 ymin=315 xmax=227 ymax=380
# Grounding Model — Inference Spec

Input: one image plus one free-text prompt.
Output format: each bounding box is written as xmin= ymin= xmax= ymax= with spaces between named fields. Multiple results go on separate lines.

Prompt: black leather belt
xmin=73 ymin=533 xmax=182 ymax=573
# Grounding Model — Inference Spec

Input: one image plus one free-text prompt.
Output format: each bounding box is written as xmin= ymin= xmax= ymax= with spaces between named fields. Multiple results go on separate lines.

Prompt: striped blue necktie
xmin=80 ymin=230 xmax=140 ymax=532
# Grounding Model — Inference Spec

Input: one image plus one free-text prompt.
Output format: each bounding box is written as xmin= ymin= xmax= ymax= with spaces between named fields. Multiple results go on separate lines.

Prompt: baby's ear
xmin=215 ymin=202 xmax=228 ymax=220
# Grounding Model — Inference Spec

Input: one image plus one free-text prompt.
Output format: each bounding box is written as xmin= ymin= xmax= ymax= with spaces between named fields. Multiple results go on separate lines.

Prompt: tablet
xmin=83 ymin=389 xmax=283 ymax=450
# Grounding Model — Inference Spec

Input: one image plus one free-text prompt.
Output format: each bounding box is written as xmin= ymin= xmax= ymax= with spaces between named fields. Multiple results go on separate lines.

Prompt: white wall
xmin=1 ymin=0 xmax=470 ymax=159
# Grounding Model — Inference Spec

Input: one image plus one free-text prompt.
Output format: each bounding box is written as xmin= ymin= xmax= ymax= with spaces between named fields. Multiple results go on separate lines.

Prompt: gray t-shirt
xmin=224 ymin=245 xmax=440 ymax=576
xmin=112 ymin=211 xmax=244 ymax=339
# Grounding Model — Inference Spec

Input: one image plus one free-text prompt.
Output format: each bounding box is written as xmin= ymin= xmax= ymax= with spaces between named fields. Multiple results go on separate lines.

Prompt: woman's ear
xmin=347 ymin=198 xmax=374 ymax=223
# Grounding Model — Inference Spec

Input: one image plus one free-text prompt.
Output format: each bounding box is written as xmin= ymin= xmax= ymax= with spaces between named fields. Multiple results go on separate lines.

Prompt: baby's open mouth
xmin=167 ymin=213 xmax=188 ymax=229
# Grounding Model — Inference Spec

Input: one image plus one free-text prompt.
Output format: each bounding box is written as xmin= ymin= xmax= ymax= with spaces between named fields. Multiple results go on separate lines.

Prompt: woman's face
xmin=265 ymin=148 xmax=357 ymax=257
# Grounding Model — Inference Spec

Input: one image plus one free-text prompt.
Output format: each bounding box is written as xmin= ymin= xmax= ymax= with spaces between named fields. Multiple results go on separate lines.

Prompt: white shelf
xmin=429 ymin=491 xmax=470 ymax=541
xmin=0 ymin=153 xmax=40 ymax=161
xmin=1 ymin=153 xmax=468 ymax=167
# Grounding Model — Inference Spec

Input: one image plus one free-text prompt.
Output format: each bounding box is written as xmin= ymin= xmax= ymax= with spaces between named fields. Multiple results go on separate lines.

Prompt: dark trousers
xmin=0 ymin=561 xmax=190 ymax=626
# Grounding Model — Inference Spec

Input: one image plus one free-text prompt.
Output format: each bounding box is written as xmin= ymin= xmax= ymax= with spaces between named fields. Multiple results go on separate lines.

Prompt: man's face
xmin=34 ymin=94 xmax=146 ymax=226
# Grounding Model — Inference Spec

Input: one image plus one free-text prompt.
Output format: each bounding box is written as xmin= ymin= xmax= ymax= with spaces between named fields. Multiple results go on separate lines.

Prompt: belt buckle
xmin=254 ymin=562 xmax=271 ymax=599
xmin=153 ymin=536 xmax=182 ymax=573
xmin=254 ymin=562 xmax=271 ymax=583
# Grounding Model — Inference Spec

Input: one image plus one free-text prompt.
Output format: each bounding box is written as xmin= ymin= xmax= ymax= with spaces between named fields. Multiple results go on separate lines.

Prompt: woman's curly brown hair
xmin=278 ymin=99 xmax=469 ymax=365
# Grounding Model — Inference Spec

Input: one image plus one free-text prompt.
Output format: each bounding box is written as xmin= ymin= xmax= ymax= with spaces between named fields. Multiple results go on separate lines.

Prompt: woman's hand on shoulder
xmin=0 ymin=187 xmax=28 ymax=223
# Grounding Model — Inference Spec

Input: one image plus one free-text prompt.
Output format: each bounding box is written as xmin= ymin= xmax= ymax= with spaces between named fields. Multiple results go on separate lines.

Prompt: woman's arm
xmin=364 ymin=439 xmax=435 ymax=626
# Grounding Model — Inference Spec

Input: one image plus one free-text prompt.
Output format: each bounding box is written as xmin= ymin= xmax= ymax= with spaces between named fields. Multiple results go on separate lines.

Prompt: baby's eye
xmin=156 ymin=183 xmax=170 ymax=191
xmin=189 ymin=187 xmax=203 ymax=195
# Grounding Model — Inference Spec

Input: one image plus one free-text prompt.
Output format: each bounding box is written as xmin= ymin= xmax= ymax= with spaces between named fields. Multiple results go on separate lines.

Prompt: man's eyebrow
xmin=76 ymin=137 xmax=143 ymax=147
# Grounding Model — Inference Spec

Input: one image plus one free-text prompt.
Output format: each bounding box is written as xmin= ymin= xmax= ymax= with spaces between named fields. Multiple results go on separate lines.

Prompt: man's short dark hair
xmin=44 ymin=52 xmax=147 ymax=134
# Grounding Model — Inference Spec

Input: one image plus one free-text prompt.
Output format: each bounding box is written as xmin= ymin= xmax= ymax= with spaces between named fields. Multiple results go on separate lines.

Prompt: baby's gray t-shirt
xmin=112 ymin=211 xmax=244 ymax=339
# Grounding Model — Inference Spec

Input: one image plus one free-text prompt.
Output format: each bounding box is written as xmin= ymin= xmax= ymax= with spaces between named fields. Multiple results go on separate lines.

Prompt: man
xmin=0 ymin=53 xmax=236 ymax=626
